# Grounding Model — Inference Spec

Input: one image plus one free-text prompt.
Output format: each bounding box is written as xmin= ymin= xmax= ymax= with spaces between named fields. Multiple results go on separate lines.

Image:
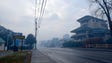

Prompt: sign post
xmin=13 ymin=35 xmax=25 ymax=51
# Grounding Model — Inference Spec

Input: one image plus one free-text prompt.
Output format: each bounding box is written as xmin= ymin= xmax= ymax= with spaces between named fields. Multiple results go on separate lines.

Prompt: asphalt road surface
xmin=38 ymin=48 xmax=112 ymax=63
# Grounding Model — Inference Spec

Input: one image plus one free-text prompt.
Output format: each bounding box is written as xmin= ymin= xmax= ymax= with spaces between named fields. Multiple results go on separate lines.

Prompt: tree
xmin=0 ymin=25 xmax=14 ymax=50
xmin=89 ymin=0 xmax=112 ymax=36
xmin=25 ymin=34 xmax=36 ymax=49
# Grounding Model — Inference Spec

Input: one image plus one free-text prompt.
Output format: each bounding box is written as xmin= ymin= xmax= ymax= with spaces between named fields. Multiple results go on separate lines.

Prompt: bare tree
xmin=89 ymin=0 xmax=112 ymax=36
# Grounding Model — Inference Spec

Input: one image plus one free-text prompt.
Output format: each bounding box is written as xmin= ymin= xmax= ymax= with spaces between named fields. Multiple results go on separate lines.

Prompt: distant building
xmin=0 ymin=37 xmax=5 ymax=50
xmin=71 ymin=15 xmax=111 ymax=48
xmin=63 ymin=34 xmax=70 ymax=40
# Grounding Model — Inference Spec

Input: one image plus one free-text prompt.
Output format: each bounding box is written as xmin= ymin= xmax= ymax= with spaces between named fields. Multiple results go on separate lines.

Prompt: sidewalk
xmin=31 ymin=49 xmax=57 ymax=63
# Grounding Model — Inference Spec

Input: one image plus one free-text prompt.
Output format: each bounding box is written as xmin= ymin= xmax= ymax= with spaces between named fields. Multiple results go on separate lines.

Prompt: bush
xmin=0 ymin=51 xmax=32 ymax=63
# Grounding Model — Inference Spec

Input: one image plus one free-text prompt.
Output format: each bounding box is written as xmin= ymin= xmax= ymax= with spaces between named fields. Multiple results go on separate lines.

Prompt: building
xmin=0 ymin=37 xmax=5 ymax=50
xmin=71 ymin=15 xmax=111 ymax=48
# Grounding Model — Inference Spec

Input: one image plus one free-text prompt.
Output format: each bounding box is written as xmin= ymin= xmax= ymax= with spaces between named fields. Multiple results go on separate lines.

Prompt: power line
xmin=34 ymin=0 xmax=47 ymax=49
xmin=38 ymin=0 xmax=44 ymax=24
xmin=38 ymin=0 xmax=47 ymax=28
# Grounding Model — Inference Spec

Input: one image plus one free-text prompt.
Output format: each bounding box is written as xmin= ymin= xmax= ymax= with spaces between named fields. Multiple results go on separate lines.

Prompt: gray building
xmin=71 ymin=15 xmax=110 ymax=41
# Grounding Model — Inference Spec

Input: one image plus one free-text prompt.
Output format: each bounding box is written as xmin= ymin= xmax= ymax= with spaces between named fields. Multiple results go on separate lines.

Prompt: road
xmin=38 ymin=48 xmax=112 ymax=63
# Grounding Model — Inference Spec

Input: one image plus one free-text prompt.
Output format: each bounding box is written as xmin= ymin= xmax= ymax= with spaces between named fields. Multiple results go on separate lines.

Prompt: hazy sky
xmin=0 ymin=0 xmax=90 ymax=41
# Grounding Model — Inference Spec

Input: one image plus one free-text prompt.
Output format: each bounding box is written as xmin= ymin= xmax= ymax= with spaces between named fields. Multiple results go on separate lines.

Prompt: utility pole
xmin=34 ymin=0 xmax=38 ymax=49
xmin=35 ymin=18 xmax=37 ymax=49
xmin=34 ymin=0 xmax=47 ymax=49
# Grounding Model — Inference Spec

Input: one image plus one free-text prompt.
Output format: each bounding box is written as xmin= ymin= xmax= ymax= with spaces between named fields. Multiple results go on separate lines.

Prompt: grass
xmin=0 ymin=51 xmax=32 ymax=63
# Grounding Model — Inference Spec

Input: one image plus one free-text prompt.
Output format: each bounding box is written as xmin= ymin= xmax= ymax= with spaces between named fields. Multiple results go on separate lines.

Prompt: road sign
xmin=13 ymin=36 xmax=25 ymax=39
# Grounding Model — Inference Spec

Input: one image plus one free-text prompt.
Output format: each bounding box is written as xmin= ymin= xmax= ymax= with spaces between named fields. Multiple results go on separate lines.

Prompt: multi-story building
xmin=71 ymin=15 xmax=111 ymax=48
xmin=71 ymin=15 xmax=110 ymax=41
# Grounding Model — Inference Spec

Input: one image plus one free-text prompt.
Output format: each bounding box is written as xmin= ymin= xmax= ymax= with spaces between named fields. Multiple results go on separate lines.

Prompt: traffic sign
xmin=13 ymin=36 xmax=25 ymax=39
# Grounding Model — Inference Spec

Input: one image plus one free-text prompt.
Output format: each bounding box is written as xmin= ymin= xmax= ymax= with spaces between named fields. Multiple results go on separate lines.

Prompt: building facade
xmin=71 ymin=15 xmax=111 ymax=48
xmin=71 ymin=15 xmax=110 ymax=41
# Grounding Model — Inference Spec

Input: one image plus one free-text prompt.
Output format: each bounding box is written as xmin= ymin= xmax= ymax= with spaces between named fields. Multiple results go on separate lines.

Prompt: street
xmin=38 ymin=48 xmax=112 ymax=63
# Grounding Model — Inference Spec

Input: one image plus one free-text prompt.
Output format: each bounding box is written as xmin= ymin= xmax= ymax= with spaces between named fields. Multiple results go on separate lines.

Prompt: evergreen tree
xmin=25 ymin=34 xmax=36 ymax=49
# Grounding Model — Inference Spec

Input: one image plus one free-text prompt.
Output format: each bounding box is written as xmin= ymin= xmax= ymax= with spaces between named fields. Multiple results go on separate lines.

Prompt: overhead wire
xmin=34 ymin=0 xmax=47 ymax=49
xmin=38 ymin=0 xmax=45 ymax=28
xmin=38 ymin=0 xmax=47 ymax=28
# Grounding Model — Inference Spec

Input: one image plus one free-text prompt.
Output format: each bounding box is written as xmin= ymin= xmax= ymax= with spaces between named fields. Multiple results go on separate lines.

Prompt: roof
xmin=71 ymin=34 xmax=86 ymax=38
xmin=77 ymin=15 xmax=106 ymax=23
xmin=71 ymin=26 xmax=92 ymax=33
xmin=92 ymin=28 xmax=109 ymax=33
xmin=0 ymin=37 xmax=5 ymax=44
xmin=71 ymin=26 xmax=109 ymax=33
